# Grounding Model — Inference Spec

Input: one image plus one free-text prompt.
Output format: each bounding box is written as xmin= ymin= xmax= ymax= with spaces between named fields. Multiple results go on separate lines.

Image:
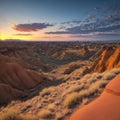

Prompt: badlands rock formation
xmin=0 ymin=41 xmax=119 ymax=120
xmin=0 ymin=55 xmax=51 ymax=105
xmin=91 ymin=45 xmax=120 ymax=72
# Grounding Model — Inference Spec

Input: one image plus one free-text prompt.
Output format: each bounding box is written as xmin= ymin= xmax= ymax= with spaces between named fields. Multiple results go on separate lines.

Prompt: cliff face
xmin=0 ymin=55 xmax=51 ymax=105
xmin=91 ymin=45 xmax=120 ymax=72
xmin=106 ymin=46 xmax=120 ymax=69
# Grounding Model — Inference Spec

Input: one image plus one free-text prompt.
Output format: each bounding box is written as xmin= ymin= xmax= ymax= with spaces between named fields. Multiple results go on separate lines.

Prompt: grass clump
xmin=0 ymin=108 xmax=35 ymax=120
xmin=38 ymin=109 xmax=54 ymax=120
xmin=68 ymin=85 xmax=81 ymax=93
xmin=0 ymin=108 xmax=25 ymax=120
xmin=102 ymin=70 xmax=117 ymax=80
xmin=23 ymin=114 xmax=36 ymax=120
xmin=79 ymin=89 xmax=89 ymax=98
xmin=64 ymin=92 xmax=80 ymax=108
xmin=110 ymin=68 xmax=120 ymax=74
xmin=82 ymin=98 xmax=89 ymax=105
xmin=40 ymin=87 xmax=54 ymax=97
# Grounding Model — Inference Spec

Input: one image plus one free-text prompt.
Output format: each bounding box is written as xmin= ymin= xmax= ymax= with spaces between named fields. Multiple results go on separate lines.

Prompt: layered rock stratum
xmin=91 ymin=45 xmax=120 ymax=72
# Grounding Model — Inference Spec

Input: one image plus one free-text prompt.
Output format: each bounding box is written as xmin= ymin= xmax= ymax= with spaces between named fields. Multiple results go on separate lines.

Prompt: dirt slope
xmin=70 ymin=74 xmax=120 ymax=120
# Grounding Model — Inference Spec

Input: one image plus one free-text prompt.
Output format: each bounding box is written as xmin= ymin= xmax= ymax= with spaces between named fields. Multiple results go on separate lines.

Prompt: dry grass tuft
xmin=63 ymin=68 xmax=120 ymax=110
xmin=0 ymin=108 xmax=24 ymax=120
xmin=47 ymin=104 xmax=55 ymax=112
xmin=64 ymin=92 xmax=80 ymax=108
xmin=0 ymin=108 xmax=36 ymax=120
xmin=79 ymin=89 xmax=89 ymax=98
xmin=40 ymin=87 xmax=54 ymax=97
xmin=68 ymin=85 xmax=81 ymax=93
xmin=102 ymin=71 xmax=116 ymax=80
xmin=110 ymin=68 xmax=120 ymax=74
xmin=23 ymin=114 xmax=37 ymax=120
xmin=82 ymin=98 xmax=89 ymax=105
xmin=102 ymin=68 xmax=120 ymax=80
xmin=38 ymin=109 xmax=54 ymax=120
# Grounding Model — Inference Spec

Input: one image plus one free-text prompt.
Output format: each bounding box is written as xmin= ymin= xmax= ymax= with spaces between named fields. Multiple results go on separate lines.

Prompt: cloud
xmin=83 ymin=19 xmax=90 ymax=23
xmin=94 ymin=6 xmax=101 ymax=10
xmin=69 ymin=33 xmax=120 ymax=41
xmin=96 ymin=33 xmax=120 ymax=37
xmin=13 ymin=33 xmax=32 ymax=36
xmin=61 ymin=20 xmax=81 ymax=24
xmin=13 ymin=23 xmax=53 ymax=32
xmin=87 ymin=14 xmax=96 ymax=19
xmin=46 ymin=31 xmax=68 ymax=34
xmin=70 ymin=34 xmax=90 ymax=38
xmin=46 ymin=2 xmax=120 ymax=38
xmin=58 ymin=20 xmax=81 ymax=30
xmin=105 ymin=15 xmax=120 ymax=23
xmin=46 ymin=24 xmax=120 ymax=34
xmin=46 ymin=6 xmax=120 ymax=35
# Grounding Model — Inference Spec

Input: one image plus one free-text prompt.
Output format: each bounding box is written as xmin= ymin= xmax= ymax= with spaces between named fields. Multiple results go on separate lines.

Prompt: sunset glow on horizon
xmin=0 ymin=0 xmax=120 ymax=41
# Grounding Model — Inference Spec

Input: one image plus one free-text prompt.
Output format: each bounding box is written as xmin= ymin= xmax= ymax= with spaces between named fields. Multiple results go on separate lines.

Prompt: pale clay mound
xmin=70 ymin=74 xmax=120 ymax=120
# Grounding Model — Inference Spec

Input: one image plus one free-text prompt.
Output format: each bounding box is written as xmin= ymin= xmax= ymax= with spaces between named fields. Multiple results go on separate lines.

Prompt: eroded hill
xmin=0 ymin=54 xmax=52 ymax=105
xmin=0 ymin=41 xmax=120 ymax=120
xmin=91 ymin=45 xmax=120 ymax=72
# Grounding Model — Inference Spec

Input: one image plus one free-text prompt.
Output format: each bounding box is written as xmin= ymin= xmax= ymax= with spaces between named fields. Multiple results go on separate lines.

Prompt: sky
xmin=0 ymin=0 xmax=120 ymax=41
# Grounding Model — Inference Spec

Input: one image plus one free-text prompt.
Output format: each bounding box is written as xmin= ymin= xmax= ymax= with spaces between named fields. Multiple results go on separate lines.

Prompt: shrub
xmin=38 ymin=110 xmax=54 ymax=120
xmin=64 ymin=92 xmax=80 ymax=108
